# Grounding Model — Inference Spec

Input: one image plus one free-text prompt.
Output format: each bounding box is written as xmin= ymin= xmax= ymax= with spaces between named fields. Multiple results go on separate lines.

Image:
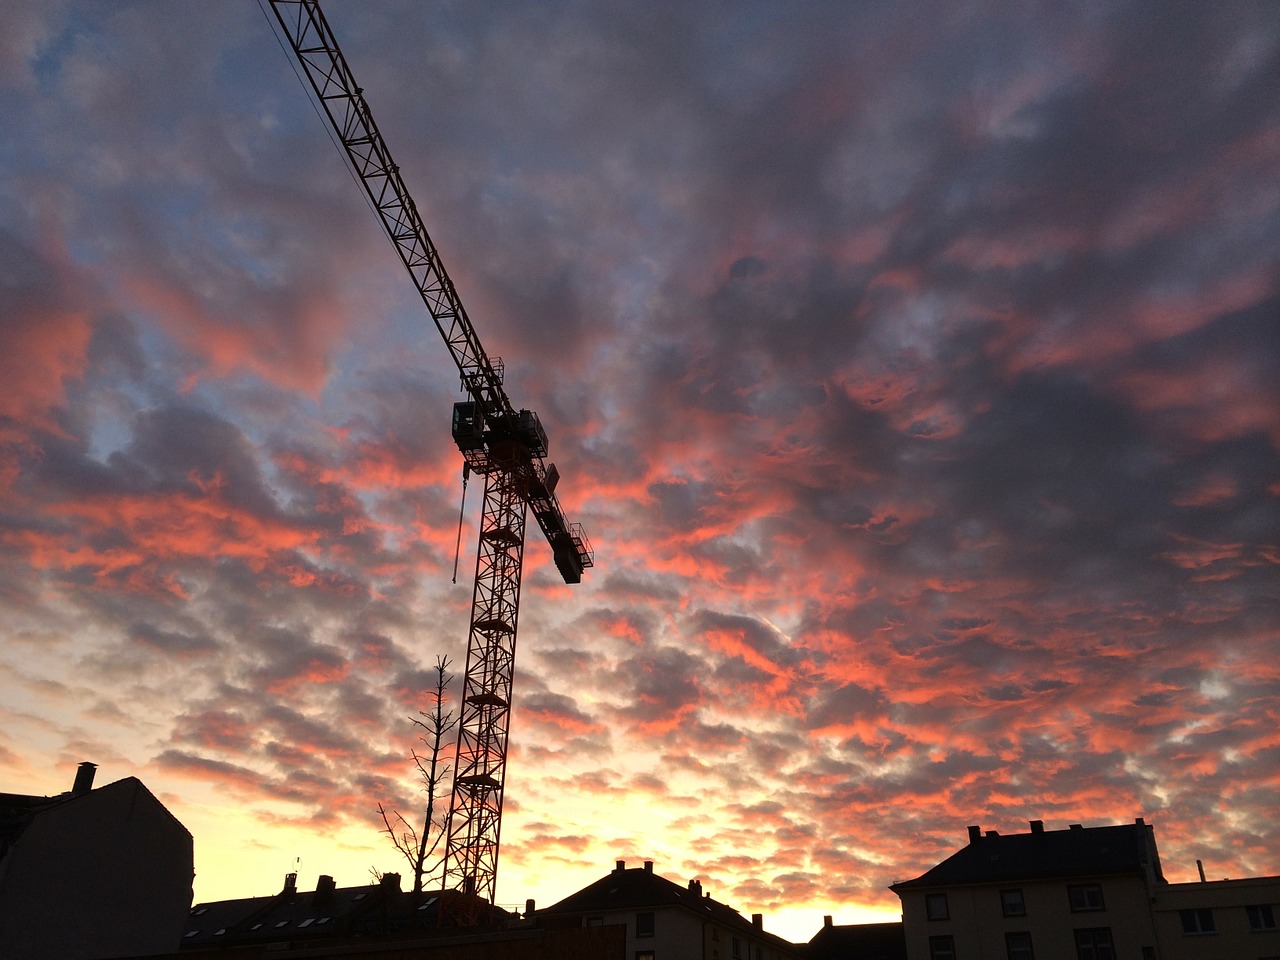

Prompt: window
xmin=929 ymin=935 xmax=957 ymax=960
xmin=585 ymin=916 xmax=604 ymax=926
xmin=1180 ymin=907 xmax=1216 ymax=934
xmin=1001 ymin=888 xmax=1026 ymax=917
xmin=1068 ymin=884 xmax=1105 ymax=911
xmin=635 ymin=952 xmax=656 ymax=960
xmin=636 ymin=911 xmax=655 ymax=938
xmin=732 ymin=935 xmax=743 ymax=958
xmin=1074 ymin=927 xmax=1115 ymax=960
xmin=1248 ymin=904 xmax=1278 ymax=931
xmin=926 ymin=893 xmax=950 ymax=920
xmin=1006 ymin=931 xmax=1034 ymax=960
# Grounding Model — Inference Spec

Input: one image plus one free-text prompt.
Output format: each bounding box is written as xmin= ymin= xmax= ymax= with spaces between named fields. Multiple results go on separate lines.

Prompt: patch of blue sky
xmin=29 ymin=11 xmax=104 ymax=88
xmin=84 ymin=386 xmax=145 ymax=464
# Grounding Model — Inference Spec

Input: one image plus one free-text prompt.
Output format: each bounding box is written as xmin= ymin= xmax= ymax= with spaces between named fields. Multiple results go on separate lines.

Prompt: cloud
xmin=0 ymin=0 xmax=1277 ymax=933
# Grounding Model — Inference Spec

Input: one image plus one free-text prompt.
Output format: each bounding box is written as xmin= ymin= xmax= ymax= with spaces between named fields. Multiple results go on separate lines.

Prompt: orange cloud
xmin=0 ymin=309 xmax=92 ymax=435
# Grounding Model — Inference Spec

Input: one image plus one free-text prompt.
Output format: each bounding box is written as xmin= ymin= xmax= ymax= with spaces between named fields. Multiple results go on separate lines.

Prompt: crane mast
xmin=267 ymin=0 xmax=593 ymax=913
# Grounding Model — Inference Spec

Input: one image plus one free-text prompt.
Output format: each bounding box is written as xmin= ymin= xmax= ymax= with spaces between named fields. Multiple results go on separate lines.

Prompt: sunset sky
xmin=1 ymin=0 xmax=1278 ymax=942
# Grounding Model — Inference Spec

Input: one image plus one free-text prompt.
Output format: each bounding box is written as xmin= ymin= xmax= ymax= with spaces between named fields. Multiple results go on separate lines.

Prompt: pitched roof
xmin=0 ymin=775 xmax=190 ymax=863
xmin=891 ymin=820 xmax=1164 ymax=891
xmin=542 ymin=862 xmax=793 ymax=948
xmin=806 ymin=921 xmax=906 ymax=960
xmin=182 ymin=874 xmax=506 ymax=948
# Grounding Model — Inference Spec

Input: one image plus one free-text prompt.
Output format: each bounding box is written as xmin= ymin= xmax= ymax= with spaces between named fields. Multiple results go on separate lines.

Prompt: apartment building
xmin=891 ymin=819 xmax=1163 ymax=960
xmin=889 ymin=818 xmax=1279 ymax=960
xmin=1151 ymin=873 xmax=1280 ymax=960
xmin=0 ymin=763 xmax=193 ymax=959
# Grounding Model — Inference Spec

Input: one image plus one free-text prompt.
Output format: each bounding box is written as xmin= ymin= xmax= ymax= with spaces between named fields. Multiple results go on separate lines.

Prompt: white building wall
xmin=1152 ymin=875 xmax=1280 ymax=960
xmin=579 ymin=905 xmax=794 ymax=960
xmin=901 ymin=875 xmax=1160 ymax=960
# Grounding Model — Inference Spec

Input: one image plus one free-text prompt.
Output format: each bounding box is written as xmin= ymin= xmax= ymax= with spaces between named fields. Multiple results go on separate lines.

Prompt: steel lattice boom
xmin=268 ymin=0 xmax=593 ymax=914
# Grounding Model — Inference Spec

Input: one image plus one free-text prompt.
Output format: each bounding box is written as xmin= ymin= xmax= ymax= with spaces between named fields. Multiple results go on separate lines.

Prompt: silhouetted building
xmin=179 ymin=871 xmax=624 ymax=958
xmin=182 ymin=871 xmax=503 ymax=949
xmin=0 ymin=762 xmax=194 ymax=959
xmin=539 ymin=858 xmax=801 ymax=960
xmin=889 ymin=817 xmax=1280 ymax=960
xmin=806 ymin=916 xmax=907 ymax=960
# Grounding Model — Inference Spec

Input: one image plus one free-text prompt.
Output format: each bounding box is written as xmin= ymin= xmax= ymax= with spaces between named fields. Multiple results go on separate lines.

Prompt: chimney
xmin=967 ymin=825 xmax=982 ymax=844
xmin=316 ymin=875 xmax=336 ymax=897
xmin=1069 ymin=823 xmax=1083 ymax=831
xmin=752 ymin=913 xmax=763 ymax=930
xmin=644 ymin=860 xmax=654 ymax=873
xmin=1029 ymin=820 xmax=1044 ymax=834
xmin=282 ymin=872 xmax=297 ymax=894
xmin=823 ymin=915 xmax=833 ymax=928
xmin=616 ymin=860 xmax=626 ymax=872
xmin=985 ymin=830 xmax=1000 ymax=838
xmin=380 ymin=872 xmax=401 ymax=891
xmin=525 ymin=898 xmax=536 ymax=917
xmin=72 ymin=762 xmax=97 ymax=797
xmin=688 ymin=879 xmax=702 ymax=897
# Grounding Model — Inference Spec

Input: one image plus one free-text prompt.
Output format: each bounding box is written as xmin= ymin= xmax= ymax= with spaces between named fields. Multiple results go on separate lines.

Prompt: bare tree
xmin=377 ymin=655 xmax=456 ymax=895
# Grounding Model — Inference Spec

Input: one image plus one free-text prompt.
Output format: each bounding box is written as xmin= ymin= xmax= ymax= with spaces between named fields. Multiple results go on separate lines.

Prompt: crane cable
xmin=256 ymin=0 xmax=388 ymax=234
xmin=260 ymin=0 xmax=475 ymax=588
xmin=452 ymin=463 xmax=470 ymax=584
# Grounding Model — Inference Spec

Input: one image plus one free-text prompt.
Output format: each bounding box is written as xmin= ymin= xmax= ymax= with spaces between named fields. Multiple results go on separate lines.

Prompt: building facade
xmin=1151 ymin=874 xmax=1280 ymax=960
xmin=889 ymin=818 xmax=1280 ymax=960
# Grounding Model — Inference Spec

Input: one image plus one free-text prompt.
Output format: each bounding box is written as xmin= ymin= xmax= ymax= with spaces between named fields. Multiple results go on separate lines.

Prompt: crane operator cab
xmin=452 ymin=402 xmax=550 ymax=462
xmin=452 ymin=401 xmax=487 ymax=455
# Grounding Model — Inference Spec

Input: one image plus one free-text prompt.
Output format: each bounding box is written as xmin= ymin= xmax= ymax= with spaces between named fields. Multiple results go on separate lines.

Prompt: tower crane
xmin=267 ymin=0 xmax=593 ymax=914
